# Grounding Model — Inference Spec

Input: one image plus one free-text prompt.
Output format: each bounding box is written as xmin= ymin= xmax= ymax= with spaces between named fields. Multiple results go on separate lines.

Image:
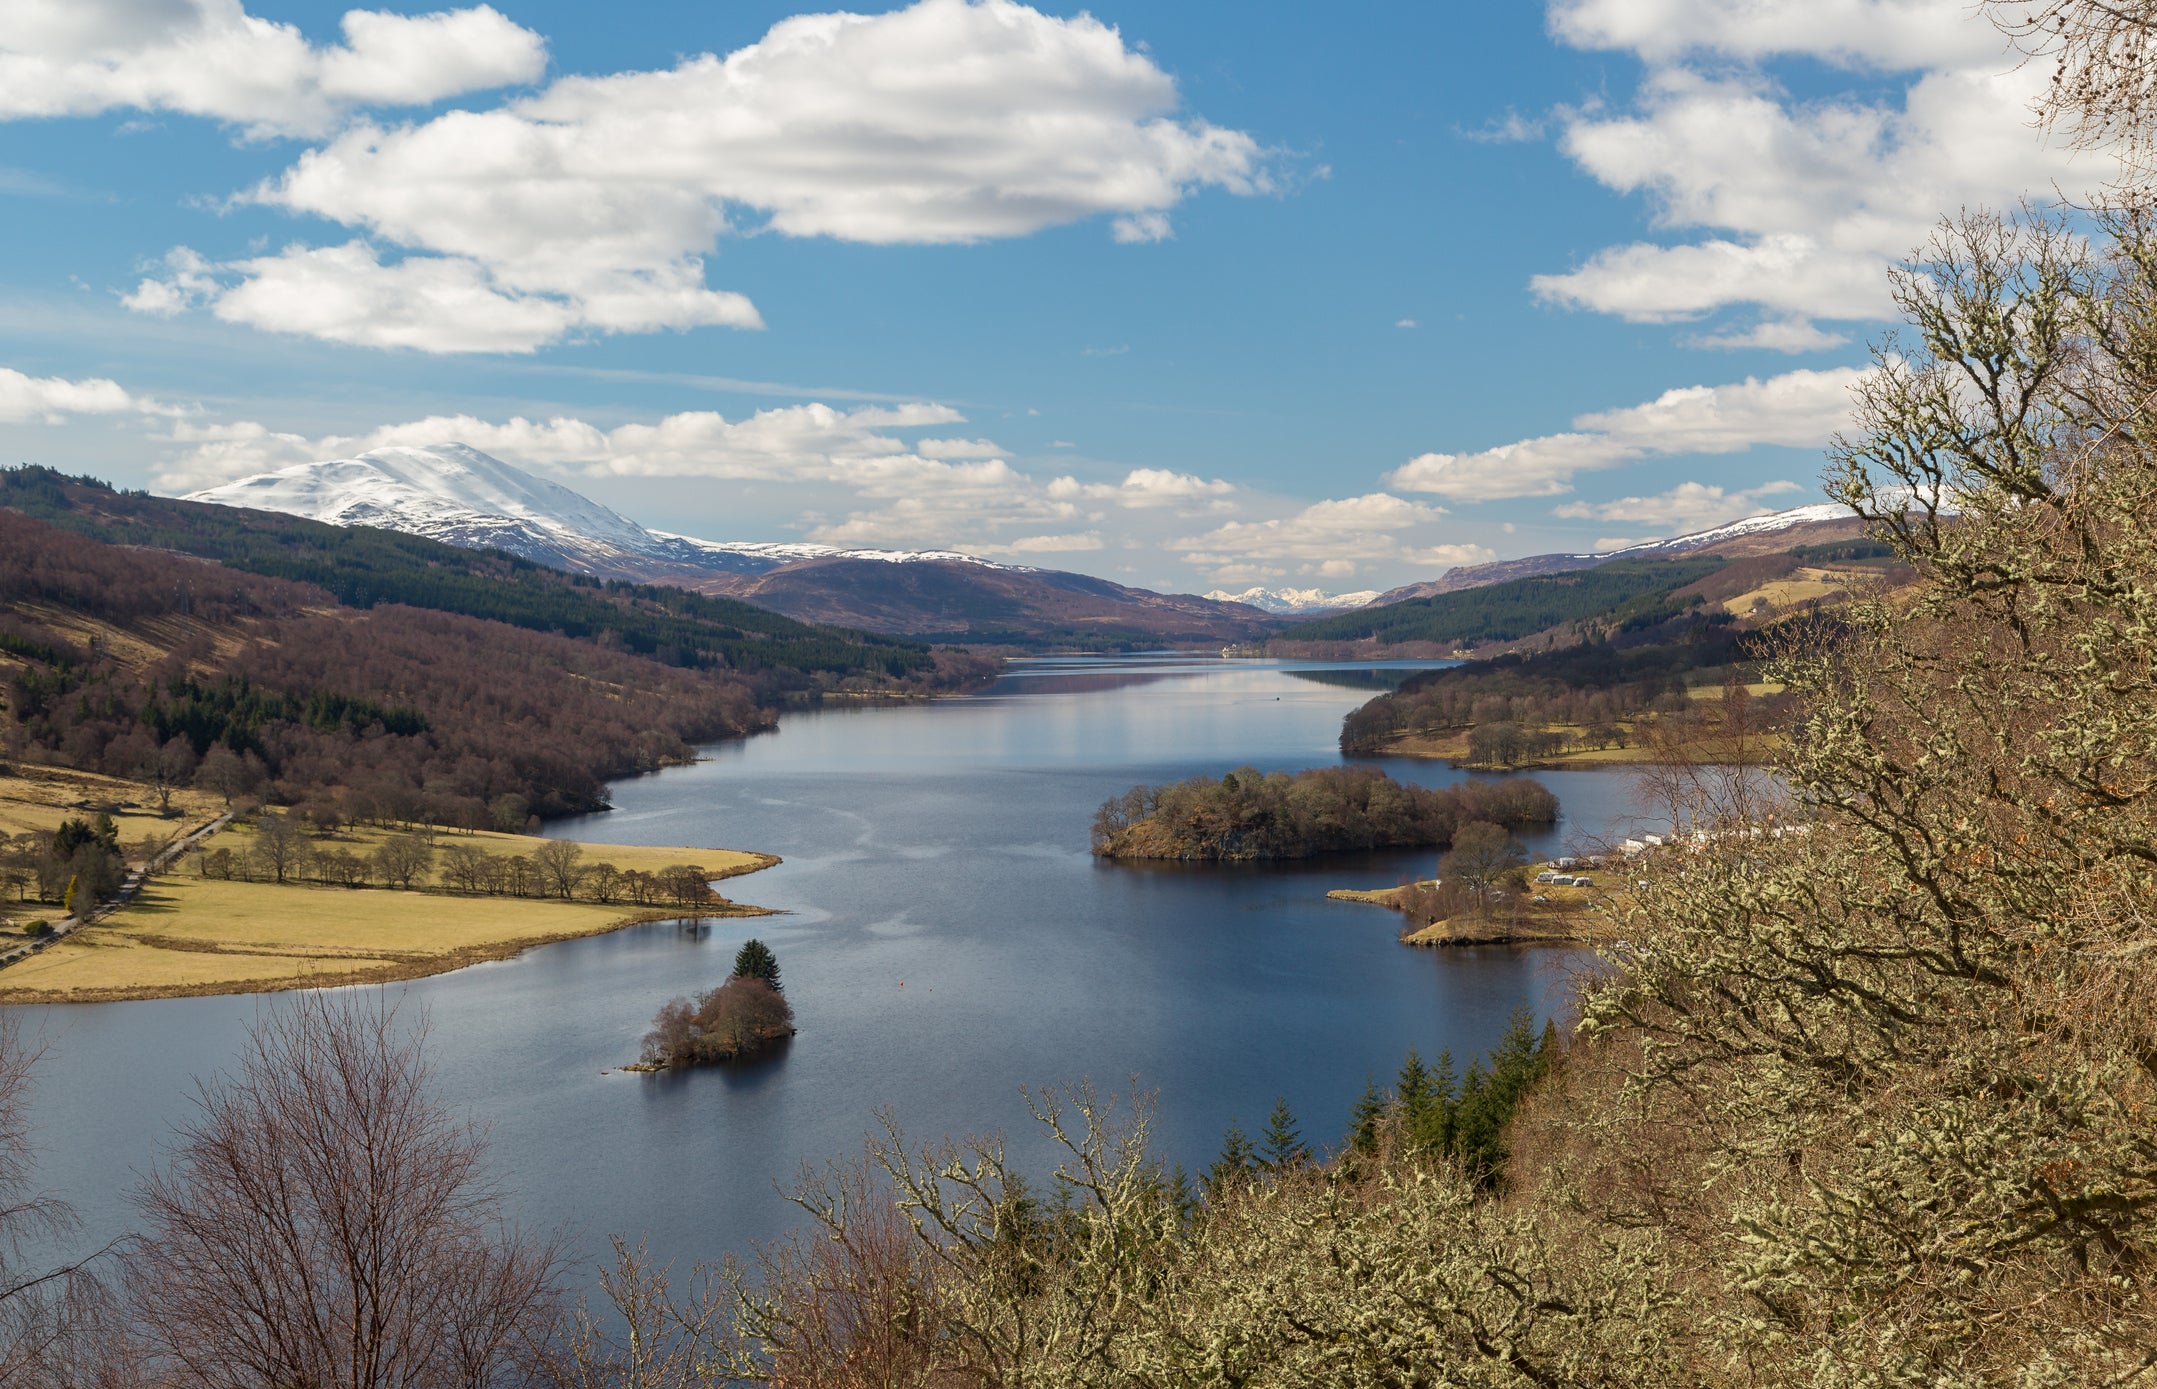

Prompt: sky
xmin=0 ymin=0 xmax=2123 ymax=596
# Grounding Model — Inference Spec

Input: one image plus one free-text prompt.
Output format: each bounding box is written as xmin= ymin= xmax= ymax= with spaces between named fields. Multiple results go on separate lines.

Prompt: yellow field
xmin=1373 ymin=723 xmax=1655 ymax=768
xmin=0 ymin=765 xmax=223 ymax=846
xmin=0 ymin=859 xmax=775 ymax=1003
xmin=0 ymin=766 xmax=778 ymax=1002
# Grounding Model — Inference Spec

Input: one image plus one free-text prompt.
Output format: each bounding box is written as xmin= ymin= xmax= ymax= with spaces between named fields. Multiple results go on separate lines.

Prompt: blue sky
xmin=0 ymin=0 xmax=2114 ymax=594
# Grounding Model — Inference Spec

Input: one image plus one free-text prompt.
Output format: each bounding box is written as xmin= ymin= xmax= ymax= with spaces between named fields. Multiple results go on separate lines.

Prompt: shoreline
xmin=0 ymin=827 xmax=784 ymax=1004
xmin=0 ymin=897 xmax=778 ymax=1006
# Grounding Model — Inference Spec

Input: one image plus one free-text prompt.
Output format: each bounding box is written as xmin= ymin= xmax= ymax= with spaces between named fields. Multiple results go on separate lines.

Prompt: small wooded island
xmin=1091 ymin=764 xmax=1556 ymax=861
xmin=637 ymin=939 xmax=795 ymax=1069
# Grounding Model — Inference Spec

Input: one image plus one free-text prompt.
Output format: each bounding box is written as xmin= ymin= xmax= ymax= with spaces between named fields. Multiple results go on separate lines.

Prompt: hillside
xmin=186 ymin=445 xmax=1276 ymax=647
xmin=704 ymin=556 xmax=1278 ymax=644
xmin=0 ymin=467 xmax=973 ymax=688
xmin=1269 ymin=556 xmax=1729 ymax=652
xmin=1371 ymin=505 xmax=1875 ymax=605
xmin=0 ymin=483 xmax=991 ymax=827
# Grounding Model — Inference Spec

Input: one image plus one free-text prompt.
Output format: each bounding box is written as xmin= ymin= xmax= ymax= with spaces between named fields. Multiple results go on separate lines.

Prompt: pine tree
xmin=1395 ymin=1048 xmax=1434 ymax=1127
xmin=1347 ymin=1075 xmax=1386 ymax=1154
xmin=1259 ymin=1097 xmax=1309 ymax=1171
xmin=1408 ymin=1047 xmax=1459 ymax=1157
xmin=732 ymin=938 xmax=781 ymax=991
xmin=1204 ymin=1120 xmax=1256 ymax=1200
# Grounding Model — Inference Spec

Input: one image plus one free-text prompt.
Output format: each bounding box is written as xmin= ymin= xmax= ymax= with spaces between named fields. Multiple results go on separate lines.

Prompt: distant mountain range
xmin=186 ymin=445 xmax=1276 ymax=646
xmin=183 ymin=445 xmax=1866 ymax=648
xmin=1202 ymin=585 xmax=1380 ymax=615
xmin=1369 ymin=503 xmax=1867 ymax=605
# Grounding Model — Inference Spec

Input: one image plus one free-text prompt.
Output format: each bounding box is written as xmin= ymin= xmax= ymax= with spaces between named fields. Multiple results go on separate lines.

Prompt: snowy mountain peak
xmin=184 ymin=443 xmax=1016 ymax=576
xmin=1204 ymin=585 xmax=1380 ymax=614
xmin=186 ymin=443 xmax=658 ymax=570
xmin=1606 ymin=503 xmax=1853 ymax=557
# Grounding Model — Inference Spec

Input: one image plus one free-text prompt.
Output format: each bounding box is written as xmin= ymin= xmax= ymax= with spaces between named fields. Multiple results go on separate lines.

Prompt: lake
xmin=12 ymin=654 xmax=1658 ymax=1277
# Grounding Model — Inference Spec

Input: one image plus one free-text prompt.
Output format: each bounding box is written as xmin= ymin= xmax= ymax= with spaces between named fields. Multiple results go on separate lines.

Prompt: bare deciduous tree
xmin=128 ymin=993 xmax=561 ymax=1389
xmin=1995 ymin=0 xmax=2157 ymax=171
xmin=532 ymin=1239 xmax=747 ymax=1389
xmin=531 ymin=840 xmax=585 ymax=901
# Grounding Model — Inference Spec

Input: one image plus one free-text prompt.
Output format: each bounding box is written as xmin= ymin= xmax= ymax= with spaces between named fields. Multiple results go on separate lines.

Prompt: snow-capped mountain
xmin=182 ymin=443 xmax=1273 ymax=644
xmin=1603 ymin=503 xmax=1852 ymax=558
xmin=186 ymin=443 xmax=659 ymax=574
xmin=1203 ymin=585 xmax=1380 ymax=615
xmin=184 ymin=444 xmax=1019 ymax=577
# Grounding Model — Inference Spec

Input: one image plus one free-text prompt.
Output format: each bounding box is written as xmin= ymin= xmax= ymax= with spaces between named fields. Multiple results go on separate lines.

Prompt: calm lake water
xmin=13 ymin=654 xmax=1658 ymax=1277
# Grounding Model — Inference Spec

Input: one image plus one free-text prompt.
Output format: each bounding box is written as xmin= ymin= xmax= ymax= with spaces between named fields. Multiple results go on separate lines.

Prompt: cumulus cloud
xmin=1552 ymin=479 xmax=1805 ymax=531
xmin=1172 ymin=493 xmax=1478 ymax=582
xmin=155 ymin=400 xmax=976 ymax=487
xmin=0 ymin=366 xmax=174 ymax=422
xmin=0 ymin=0 xmax=546 ymax=138
xmin=1387 ymin=366 xmax=1864 ymax=501
xmin=130 ymin=240 xmax=762 ymax=353
xmin=1047 ymin=468 xmax=1236 ymax=511
xmin=151 ymin=397 xmax=1102 ymax=549
xmin=978 ymin=532 xmax=1105 ymax=555
xmin=1535 ymin=3 xmax=2115 ymax=332
xmin=127 ymin=0 xmax=1270 ymax=352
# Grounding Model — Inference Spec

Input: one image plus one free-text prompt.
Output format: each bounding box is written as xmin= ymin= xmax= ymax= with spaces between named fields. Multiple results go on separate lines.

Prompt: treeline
xmin=183 ymin=816 xmax=735 ymax=908
xmin=0 ymin=815 xmax=127 ymax=919
xmin=1340 ymin=626 xmax=1766 ymax=753
xmin=1271 ymin=555 xmax=1727 ymax=649
xmin=0 ymin=466 xmax=970 ymax=688
xmin=1092 ymin=764 xmax=1556 ymax=860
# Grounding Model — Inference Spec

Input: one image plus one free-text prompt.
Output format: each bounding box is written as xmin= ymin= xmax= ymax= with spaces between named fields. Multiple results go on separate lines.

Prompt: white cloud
xmin=915 ymin=437 xmax=1007 ymax=460
xmin=1395 ymin=317 xmax=1418 ymax=328
xmin=1387 ymin=433 xmax=1638 ymax=502
xmin=130 ymin=0 xmax=1270 ymax=352
xmin=1172 ymin=493 xmax=1470 ymax=581
xmin=1535 ymin=8 xmax=2116 ymax=330
xmin=151 ymin=398 xmax=1099 ymax=549
xmin=1682 ymin=315 xmax=1850 ymax=352
xmin=133 ymin=240 xmax=763 ymax=353
xmin=1047 ymin=468 xmax=1236 ymax=510
xmin=1552 ymin=479 xmax=1804 ymax=531
xmin=979 ymin=532 xmax=1105 ymax=554
xmin=0 ymin=0 xmax=546 ymax=138
xmin=1459 ymin=109 xmax=1546 ymax=144
xmin=1548 ymin=0 xmax=2007 ymax=69
xmin=1387 ymin=366 xmax=1864 ymax=501
xmin=0 ymin=366 xmax=172 ymax=422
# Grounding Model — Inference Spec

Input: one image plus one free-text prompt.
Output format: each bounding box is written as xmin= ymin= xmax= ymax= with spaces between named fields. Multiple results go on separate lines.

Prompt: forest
xmin=1091 ymin=763 xmax=1556 ymax=860
xmin=0 ymin=507 xmax=979 ymax=828
xmin=1268 ymin=555 xmax=1727 ymax=649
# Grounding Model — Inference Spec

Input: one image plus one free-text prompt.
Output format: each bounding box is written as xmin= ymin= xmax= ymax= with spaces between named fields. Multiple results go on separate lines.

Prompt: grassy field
xmin=0 ymin=768 xmax=777 ymax=1003
xmin=0 ymin=764 xmax=224 ymax=844
xmin=1370 ymin=723 xmax=1652 ymax=768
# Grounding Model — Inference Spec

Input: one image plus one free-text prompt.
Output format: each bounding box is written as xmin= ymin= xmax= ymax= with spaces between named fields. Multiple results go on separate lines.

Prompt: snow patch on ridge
xmin=1205 ymin=585 xmax=1380 ymax=614
xmin=184 ymin=443 xmax=1019 ymax=574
